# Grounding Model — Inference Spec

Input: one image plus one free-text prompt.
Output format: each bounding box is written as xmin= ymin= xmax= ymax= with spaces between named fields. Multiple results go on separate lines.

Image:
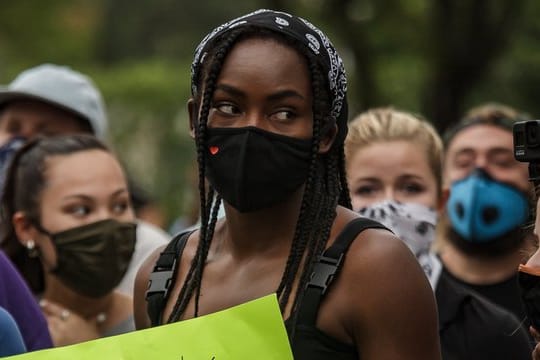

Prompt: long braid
xmin=276 ymin=98 xmax=321 ymax=310
xmin=194 ymin=193 xmax=222 ymax=317
xmin=277 ymin=48 xmax=343 ymax=330
xmin=276 ymin=52 xmax=325 ymax=310
xmin=168 ymin=29 xmax=244 ymax=322
xmin=167 ymin=73 xmax=215 ymax=321
xmin=337 ymin=147 xmax=352 ymax=209
xmin=285 ymin=56 xmax=342 ymax=336
xmin=287 ymin=146 xmax=340 ymax=338
xmin=191 ymin=186 xmax=215 ymax=316
xmin=166 ymin=101 xmax=211 ymax=321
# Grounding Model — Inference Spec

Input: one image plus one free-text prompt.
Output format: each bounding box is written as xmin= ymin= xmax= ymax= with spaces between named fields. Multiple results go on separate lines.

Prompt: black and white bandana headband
xmin=190 ymin=9 xmax=349 ymax=144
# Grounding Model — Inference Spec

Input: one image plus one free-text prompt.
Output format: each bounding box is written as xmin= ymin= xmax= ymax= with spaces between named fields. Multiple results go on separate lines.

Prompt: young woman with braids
xmin=134 ymin=9 xmax=441 ymax=359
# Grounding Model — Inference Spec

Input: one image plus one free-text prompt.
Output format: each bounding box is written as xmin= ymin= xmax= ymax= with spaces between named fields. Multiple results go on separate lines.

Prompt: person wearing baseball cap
xmin=0 ymin=64 xmax=109 ymax=187
xmin=0 ymin=64 xmax=107 ymax=139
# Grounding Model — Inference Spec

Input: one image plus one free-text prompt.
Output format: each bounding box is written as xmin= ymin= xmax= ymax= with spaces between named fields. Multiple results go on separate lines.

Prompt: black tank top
xmin=287 ymin=323 xmax=357 ymax=359
xmin=145 ymin=218 xmax=387 ymax=359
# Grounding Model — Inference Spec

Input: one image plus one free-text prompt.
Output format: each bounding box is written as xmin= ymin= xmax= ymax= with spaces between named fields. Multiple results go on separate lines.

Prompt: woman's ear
xmin=318 ymin=123 xmax=338 ymax=154
xmin=12 ymin=211 xmax=39 ymax=248
xmin=187 ymin=98 xmax=199 ymax=139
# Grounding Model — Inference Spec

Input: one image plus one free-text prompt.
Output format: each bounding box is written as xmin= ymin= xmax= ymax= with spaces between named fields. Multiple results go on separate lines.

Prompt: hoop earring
xmin=26 ymin=240 xmax=39 ymax=258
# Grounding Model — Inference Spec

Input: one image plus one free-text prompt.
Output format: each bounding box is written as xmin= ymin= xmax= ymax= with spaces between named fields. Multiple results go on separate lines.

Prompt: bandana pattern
xmin=359 ymin=200 xmax=442 ymax=290
xmin=190 ymin=9 xmax=348 ymax=143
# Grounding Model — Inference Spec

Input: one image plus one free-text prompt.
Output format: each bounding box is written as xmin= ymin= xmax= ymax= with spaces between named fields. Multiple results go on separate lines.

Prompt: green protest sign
xmin=7 ymin=294 xmax=293 ymax=359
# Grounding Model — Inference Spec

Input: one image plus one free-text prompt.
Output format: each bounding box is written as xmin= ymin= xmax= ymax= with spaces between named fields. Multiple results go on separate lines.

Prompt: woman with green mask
xmin=1 ymin=134 xmax=137 ymax=346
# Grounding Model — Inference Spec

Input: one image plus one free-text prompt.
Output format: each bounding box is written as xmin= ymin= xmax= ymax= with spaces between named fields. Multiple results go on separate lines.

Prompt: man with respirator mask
xmin=438 ymin=103 xmax=533 ymax=323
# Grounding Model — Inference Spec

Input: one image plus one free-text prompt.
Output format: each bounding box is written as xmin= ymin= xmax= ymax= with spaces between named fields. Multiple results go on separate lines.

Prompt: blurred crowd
xmin=2 ymin=8 xmax=540 ymax=360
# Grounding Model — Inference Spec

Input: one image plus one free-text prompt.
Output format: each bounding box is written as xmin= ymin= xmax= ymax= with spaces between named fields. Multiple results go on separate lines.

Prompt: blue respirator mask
xmin=446 ymin=169 xmax=529 ymax=243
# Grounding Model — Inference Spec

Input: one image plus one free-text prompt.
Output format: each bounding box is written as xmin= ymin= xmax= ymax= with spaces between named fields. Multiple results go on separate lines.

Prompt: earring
xmin=25 ymin=240 xmax=39 ymax=258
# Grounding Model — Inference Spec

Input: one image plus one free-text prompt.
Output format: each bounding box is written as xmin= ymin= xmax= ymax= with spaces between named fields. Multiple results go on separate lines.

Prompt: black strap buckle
xmin=145 ymin=258 xmax=177 ymax=300
xmin=306 ymin=254 xmax=343 ymax=295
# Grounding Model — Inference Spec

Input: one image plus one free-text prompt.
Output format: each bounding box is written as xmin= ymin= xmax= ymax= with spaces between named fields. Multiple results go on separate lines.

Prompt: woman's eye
xmin=272 ymin=110 xmax=295 ymax=122
xmin=68 ymin=205 xmax=90 ymax=217
xmin=354 ymin=186 xmax=375 ymax=196
xmin=402 ymin=183 xmax=425 ymax=194
xmin=215 ymin=103 xmax=239 ymax=115
xmin=112 ymin=201 xmax=129 ymax=214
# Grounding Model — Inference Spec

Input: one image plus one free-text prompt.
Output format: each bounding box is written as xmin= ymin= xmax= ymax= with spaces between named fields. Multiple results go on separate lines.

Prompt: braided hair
xmin=168 ymin=27 xmax=351 ymax=335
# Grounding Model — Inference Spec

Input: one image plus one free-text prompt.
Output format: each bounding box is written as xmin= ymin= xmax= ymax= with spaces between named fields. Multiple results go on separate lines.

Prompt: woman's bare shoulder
xmin=330 ymin=207 xmax=440 ymax=359
xmin=333 ymin=207 xmax=428 ymax=293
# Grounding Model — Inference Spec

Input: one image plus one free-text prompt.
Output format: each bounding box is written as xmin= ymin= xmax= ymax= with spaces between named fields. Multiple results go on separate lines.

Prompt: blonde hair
xmin=345 ymin=107 xmax=444 ymax=194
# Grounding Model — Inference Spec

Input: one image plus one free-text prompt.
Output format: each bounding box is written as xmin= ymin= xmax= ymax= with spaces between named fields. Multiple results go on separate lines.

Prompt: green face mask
xmin=37 ymin=219 xmax=136 ymax=298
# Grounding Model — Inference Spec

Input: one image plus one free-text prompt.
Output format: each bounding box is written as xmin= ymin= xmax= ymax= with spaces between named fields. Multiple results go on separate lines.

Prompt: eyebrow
xmin=352 ymin=177 xmax=381 ymax=185
xmin=267 ymin=89 xmax=305 ymax=102
xmin=355 ymin=174 xmax=426 ymax=183
xmin=487 ymin=147 xmax=514 ymax=155
xmin=453 ymin=148 xmax=474 ymax=156
xmin=215 ymin=84 xmax=245 ymax=99
xmin=398 ymin=174 xmax=427 ymax=182
xmin=62 ymin=189 xmax=128 ymax=201
xmin=453 ymin=146 xmax=512 ymax=157
xmin=215 ymin=84 xmax=305 ymax=101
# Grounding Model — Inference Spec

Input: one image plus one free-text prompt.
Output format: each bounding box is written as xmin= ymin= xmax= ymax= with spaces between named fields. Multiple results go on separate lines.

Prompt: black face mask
xmin=37 ymin=219 xmax=137 ymax=298
xmin=205 ymin=127 xmax=312 ymax=213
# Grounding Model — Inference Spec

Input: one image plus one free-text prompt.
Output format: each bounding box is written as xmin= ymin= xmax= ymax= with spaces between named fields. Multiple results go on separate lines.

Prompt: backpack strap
xmin=145 ymin=230 xmax=193 ymax=326
xmin=296 ymin=217 xmax=390 ymax=326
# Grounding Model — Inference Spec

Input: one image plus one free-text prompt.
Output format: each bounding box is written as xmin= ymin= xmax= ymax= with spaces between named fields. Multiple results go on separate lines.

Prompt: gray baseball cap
xmin=0 ymin=64 xmax=107 ymax=139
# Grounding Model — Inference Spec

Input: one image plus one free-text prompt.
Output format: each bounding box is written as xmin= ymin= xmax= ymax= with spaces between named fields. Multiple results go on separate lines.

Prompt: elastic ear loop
xmin=30 ymin=220 xmax=52 ymax=238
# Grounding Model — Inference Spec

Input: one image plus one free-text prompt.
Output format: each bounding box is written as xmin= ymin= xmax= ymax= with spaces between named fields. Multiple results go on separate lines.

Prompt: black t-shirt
xmin=437 ymin=271 xmax=532 ymax=360
xmin=442 ymin=266 xmax=527 ymax=323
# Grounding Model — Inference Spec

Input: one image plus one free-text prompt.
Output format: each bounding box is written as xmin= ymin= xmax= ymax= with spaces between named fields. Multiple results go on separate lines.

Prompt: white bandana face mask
xmin=358 ymin=200 xmax=442 ymax=290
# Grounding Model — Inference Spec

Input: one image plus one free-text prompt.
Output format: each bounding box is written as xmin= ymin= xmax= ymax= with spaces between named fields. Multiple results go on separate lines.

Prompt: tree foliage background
xmin=1 ymin=0 xmax=539 ymax=229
